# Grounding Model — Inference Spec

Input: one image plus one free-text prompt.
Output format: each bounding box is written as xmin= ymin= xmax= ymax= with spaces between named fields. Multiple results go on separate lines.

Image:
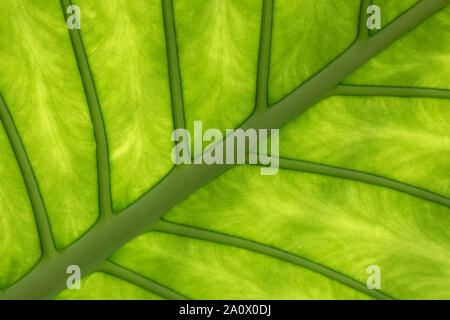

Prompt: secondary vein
xmin=358 ymin=0 xmax=372 ymax=41
xmin=333 ymin=85 xmax=450 ymax=99
xmin=255 ymin=0 xmax=274 ymax=111
xmin=100 ymin=261 xmax=188 ymax=300
xmin=0 ymin=95 xmax=56 ymax=257
xmin=153 ymin=221 xmax=394 ymax=300
xmin=60 ymin=0 xmax=112 ymax=218
xmin=275 ymin=158 xmax=450 ymax=208
xmin=163 ymin=0 xmax=186 ymax=131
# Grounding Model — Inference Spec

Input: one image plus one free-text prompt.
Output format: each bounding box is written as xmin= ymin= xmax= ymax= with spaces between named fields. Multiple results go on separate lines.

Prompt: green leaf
xmin=372 ymin=0 xmax=421 ymax=28
xmin=0 ymin=0 xmax=449 ymax=300
xmin=344 ymin=4 xmax=450 ymax=88
xmin=268 ymin=0 xmax=361 ymax=104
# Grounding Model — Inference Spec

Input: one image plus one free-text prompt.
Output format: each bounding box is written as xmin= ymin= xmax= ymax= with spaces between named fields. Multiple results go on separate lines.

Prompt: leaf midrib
xmin=1 ymin=0 xmax=448 ymax=300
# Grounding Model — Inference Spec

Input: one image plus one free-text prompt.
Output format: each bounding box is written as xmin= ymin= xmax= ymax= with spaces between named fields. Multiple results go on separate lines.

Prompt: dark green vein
xmin=162 ymin=0 xmax=188 ymax=162
xmin=99 ymin=261 xmax=188 ymax=300
xmin=162 ymin=0 xmax=186 ymax=131
xmin=258 ymin=157 xmax=450 ymax=208
xmin=240 ymin=0 xmax=449 ymax=137
xmin=280 ymin=158 xmax=450 ymax=207
xmin=0 ymin=95 xmax=56 ymax=257
xmin=358 ymin=0 xmax=372 ymax=40
xmin=255 ymin=0 xmax=273 ymax=111
xmin=60 ymin=0 xmax=112 ymax=218
xmin=2 ymin=0 xmax=446 ymax=300
xmin=334 ymin=85 xmax=450 ymax=99
xmin=153 ymin=221 xmax=394 ymax=300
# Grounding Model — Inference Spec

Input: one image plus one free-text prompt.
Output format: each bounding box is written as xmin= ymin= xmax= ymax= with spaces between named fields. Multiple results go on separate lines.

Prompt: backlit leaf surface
xmin=0 ymin=0 xmax=449 ymax=300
